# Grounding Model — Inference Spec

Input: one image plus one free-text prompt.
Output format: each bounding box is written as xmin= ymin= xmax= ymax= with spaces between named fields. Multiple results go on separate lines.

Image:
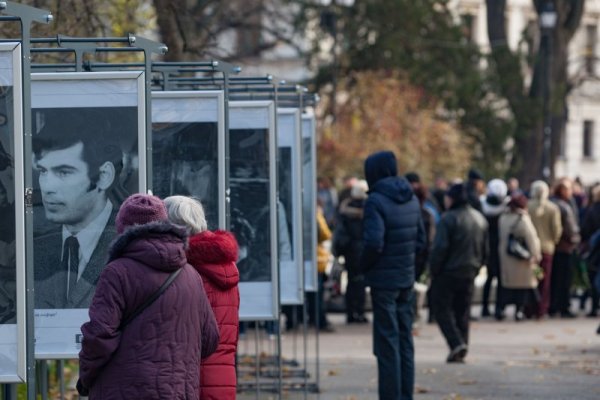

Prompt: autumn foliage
xmin=317 ymin=71 xmax=473 ymax=183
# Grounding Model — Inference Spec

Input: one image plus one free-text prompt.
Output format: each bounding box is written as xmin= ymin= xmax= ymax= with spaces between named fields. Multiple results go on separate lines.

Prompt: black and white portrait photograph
xmin=32 ymin=106 xmax=139 ymax=309
xmin=152 ymin=122 xmax=219 ymax=230
xmin=230 ymin=128 xmax=272 ymax=283
xmin=0 ymin=85 xmax=16 ymax=325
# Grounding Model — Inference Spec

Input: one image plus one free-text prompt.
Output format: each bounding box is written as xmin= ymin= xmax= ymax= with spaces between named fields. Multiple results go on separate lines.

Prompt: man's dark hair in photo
xmin=33 ymin=108 xmax=124 ymax=194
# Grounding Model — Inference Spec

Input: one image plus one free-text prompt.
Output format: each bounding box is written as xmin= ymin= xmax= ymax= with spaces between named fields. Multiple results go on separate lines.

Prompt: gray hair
xmin=530 ymin=180 xmax=549 ymax=202
xmin=163 ymin=195 xmax=208 ymax=235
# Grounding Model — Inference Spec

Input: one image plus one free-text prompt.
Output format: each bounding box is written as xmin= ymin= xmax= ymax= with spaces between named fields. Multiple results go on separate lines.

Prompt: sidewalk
xmin=238 ymin=309 xmax=600 ymax=399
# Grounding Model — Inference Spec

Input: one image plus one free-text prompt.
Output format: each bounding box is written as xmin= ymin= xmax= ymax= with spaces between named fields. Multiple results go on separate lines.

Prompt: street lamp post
xmin=540 ymin=1 xmax=557 ymax=181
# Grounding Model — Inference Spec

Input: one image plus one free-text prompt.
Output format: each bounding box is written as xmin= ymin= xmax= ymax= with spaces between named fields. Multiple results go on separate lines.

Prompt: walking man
xmin=430 ymin=183 xmax=488 ymax=363
xmin=361 ymin=151 xmax=425 ymax=400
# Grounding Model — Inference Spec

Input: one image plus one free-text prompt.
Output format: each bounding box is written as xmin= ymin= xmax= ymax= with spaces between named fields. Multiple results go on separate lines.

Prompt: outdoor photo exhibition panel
xmin=229 ymin=101 xmax=279 ymax=320
xmin=152 ymin=91 xmax=226 ymax=230
xmin=31 ymin=71 xmax=146 ymax=358
xmin=0 ymin=42 xmax=25 ymax=383
xmin=302 ymin=113 xmax=317 ymax=292
xmin=277 ymin=108 xmax=303 ymax=305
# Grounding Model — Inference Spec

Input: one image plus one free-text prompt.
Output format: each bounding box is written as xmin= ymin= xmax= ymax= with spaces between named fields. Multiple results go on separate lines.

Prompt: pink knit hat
xmin=116 ymin=193 xmax=168 ymax=234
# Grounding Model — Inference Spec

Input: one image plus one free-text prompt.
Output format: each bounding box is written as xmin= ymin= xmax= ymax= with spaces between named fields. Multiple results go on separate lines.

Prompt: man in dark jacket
xmin=430 ymin=183 xmax=488 ymax=363
xmin=361 ymin=151 xmax=425 ymax=400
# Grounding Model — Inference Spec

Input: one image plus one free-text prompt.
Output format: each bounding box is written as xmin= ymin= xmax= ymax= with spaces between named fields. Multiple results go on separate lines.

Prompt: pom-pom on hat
xmin=116 ymin=193 xmax=168 ymax=234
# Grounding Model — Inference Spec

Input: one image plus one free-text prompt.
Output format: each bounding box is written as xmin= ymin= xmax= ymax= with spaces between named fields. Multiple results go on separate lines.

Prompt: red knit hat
xmin=116 ymin=193 xmax=168 ymax=234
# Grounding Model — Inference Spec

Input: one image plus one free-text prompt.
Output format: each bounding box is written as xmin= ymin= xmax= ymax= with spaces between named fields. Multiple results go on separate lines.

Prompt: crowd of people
xmin=319 ymin=151 xmax=600 ymax=399
xmin=70 ymin=153 xmax=600 ymax=399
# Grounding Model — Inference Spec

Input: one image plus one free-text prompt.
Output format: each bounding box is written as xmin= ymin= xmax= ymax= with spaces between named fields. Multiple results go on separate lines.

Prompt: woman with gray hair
xmin=164 ymin=196 xmax=240 ymax=400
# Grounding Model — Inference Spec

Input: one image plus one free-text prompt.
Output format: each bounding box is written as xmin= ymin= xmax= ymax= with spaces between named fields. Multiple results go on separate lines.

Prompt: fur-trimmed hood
xmin=108 ymin=221 xmax=188 ymax=273
xmin=187 ymin=230 xmax=239 ymax=290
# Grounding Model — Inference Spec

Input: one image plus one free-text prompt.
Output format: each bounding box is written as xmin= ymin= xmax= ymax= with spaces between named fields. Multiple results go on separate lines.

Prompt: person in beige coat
xmin=528 ymin=180 xmax=562 ymax=317
xmin=499 ymin=194 xmax=542 ymax=321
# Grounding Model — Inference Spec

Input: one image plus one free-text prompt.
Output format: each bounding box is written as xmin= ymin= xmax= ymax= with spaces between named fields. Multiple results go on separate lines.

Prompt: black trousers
xmin=550 ymin=251 xmax=573 ymax=314
xmin=345 ymin=268 xmax=366 ymax=318
xmin=431 ymin=275 xmax=474 ymax=350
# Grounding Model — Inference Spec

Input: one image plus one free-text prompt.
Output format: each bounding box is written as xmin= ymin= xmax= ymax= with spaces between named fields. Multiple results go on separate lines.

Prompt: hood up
xmin=187 ymin=230 xmax=240 ymax=290
xmin=364 ymin=151 xmax=398 ymax=188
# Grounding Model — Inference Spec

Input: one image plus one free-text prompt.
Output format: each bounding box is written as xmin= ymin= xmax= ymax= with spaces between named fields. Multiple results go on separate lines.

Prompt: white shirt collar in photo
xmin=62 ymin=200 xmax=113 ymax=280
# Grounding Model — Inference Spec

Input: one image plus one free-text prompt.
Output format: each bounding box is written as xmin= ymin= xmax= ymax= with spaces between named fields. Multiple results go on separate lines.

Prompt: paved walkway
xmin=238 ymin=309 xmax=600 ymax=400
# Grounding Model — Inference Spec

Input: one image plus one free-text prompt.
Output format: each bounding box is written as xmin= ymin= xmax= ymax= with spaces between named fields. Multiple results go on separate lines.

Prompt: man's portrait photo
xmin=32 ymin=107 xmax=139 ymax=309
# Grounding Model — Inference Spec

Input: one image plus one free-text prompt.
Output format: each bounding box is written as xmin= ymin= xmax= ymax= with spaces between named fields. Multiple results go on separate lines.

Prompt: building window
xmin=585 ymin=24 xmax=597 ymax=75
xmin=583 ymin=120 xmax=594 ymax=158
xmin=460 ymin=14 xmax=476 ymax=42
xmin=559 ymin=127 xmax=566 ymax=158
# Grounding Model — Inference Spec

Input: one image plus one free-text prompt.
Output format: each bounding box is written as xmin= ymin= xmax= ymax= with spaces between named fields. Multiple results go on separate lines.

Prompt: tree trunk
xmin=487 ymin=0 xmax=584 ymax=185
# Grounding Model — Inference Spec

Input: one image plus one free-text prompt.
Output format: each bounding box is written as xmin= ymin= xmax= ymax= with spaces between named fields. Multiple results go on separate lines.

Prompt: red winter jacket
xmin=187 ymin=230 xmax=240 ymax=400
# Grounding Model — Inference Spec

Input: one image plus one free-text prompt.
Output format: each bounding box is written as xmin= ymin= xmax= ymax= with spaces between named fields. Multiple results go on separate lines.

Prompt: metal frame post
xmin=0 ymin=4 xmax=52 ymax=400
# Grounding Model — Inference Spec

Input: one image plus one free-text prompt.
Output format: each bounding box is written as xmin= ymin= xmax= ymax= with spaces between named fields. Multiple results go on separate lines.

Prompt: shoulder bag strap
xmin=508 ymin=213 xmax=523 ymax=235
xmin=119 ymin=267 xmax=183 ymax=331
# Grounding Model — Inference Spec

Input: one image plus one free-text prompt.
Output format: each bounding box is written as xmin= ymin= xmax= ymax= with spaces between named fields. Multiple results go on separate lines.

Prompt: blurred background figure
xmin=498 ymin=194 xmax=542 ymax=321
xmin=335 ymin=179 xmax=369 ymax=323
xmin=581 ymin=185 xmax=600 ymax=318
xmin=480 ymin=179 xmax=509 ymax=320
xmin=528 ymin=181 xmax=562 ymax=318
xmin=430 ymin=183 xmax=488 ymax=363
xmin=550 ymin=178 xmax=581 ymax=318
xmin=507 ymin=177 xmax=521 ymax=196
xmin=466 ymin=169 xmax=485 ymax=214
xmin=308 ymin=200 xmax=334 ymax=332
xmin=317 ymin=176 xmax=338 ymax=228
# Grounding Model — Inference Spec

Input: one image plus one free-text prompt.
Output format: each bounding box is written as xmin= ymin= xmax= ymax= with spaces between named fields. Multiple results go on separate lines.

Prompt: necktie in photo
xmin=63 ymin=236 xmax=80 ymax=301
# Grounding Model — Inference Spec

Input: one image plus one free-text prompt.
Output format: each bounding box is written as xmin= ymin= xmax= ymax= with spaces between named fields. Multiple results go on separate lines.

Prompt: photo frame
xmin=277 ymin=108 xmax=304 ymax=305
xmin=302 ymin=112 xmax=318 ymax=292
xmin=229 ymin=101 xmax=279 ymax=320
xmin=31 ymin=71 xmax=146 ymax=359
xmin=0 ymin=42 xmax=25 ymax=383
xmin=151 ymin=91 xmax=226 ymax=230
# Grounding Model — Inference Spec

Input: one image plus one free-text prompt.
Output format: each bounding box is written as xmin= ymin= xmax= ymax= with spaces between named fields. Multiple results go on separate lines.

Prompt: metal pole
xmin=0 ymin=4 xmax=52 ymax=400
xmin=541 ymin=26 xmax=553 ymax=182
xmin=254 ymin=323 xmax=260 ymax=400
xmin=58 ymin=360 xmax=65 ymax=400
xmin=39 ymin=360 xmax=48 ymax=400
xmin=302 ymin=297 xmax=308 ymax=400
xmin=315 ymin=280 xmax=321 ymax=393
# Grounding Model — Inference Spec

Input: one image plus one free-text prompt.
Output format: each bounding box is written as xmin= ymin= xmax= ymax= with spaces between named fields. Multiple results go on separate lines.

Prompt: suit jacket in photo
xmin=34 ymin=210 xmax=117 ymax=309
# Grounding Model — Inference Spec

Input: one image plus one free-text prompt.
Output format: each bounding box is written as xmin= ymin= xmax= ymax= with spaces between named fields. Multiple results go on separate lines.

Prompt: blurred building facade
xmin=452 ymin=0 xmax=600 ymax=184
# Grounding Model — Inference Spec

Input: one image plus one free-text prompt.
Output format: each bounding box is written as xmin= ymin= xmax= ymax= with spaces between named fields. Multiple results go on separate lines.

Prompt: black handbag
xmin=506 ymin=214 xmax=531 ymax=261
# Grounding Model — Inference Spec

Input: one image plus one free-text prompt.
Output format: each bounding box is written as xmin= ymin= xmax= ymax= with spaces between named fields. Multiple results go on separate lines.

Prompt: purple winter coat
xmin=78 ymin=221 xmax=219 ymax=399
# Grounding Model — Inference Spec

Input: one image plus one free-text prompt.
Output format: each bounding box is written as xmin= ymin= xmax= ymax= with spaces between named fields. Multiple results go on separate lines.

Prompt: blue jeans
xmin=371 ymin=288 xmax=414 ymax=400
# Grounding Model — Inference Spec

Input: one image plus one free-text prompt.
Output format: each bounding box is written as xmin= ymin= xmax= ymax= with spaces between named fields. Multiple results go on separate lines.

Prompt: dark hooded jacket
xmin=78 ymin=222 xmax=219 ymax=400
xmin=361 ymin=151 xmax=425 ymax=290
xmin=186 ymin=230 xmax=240 ymax=400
